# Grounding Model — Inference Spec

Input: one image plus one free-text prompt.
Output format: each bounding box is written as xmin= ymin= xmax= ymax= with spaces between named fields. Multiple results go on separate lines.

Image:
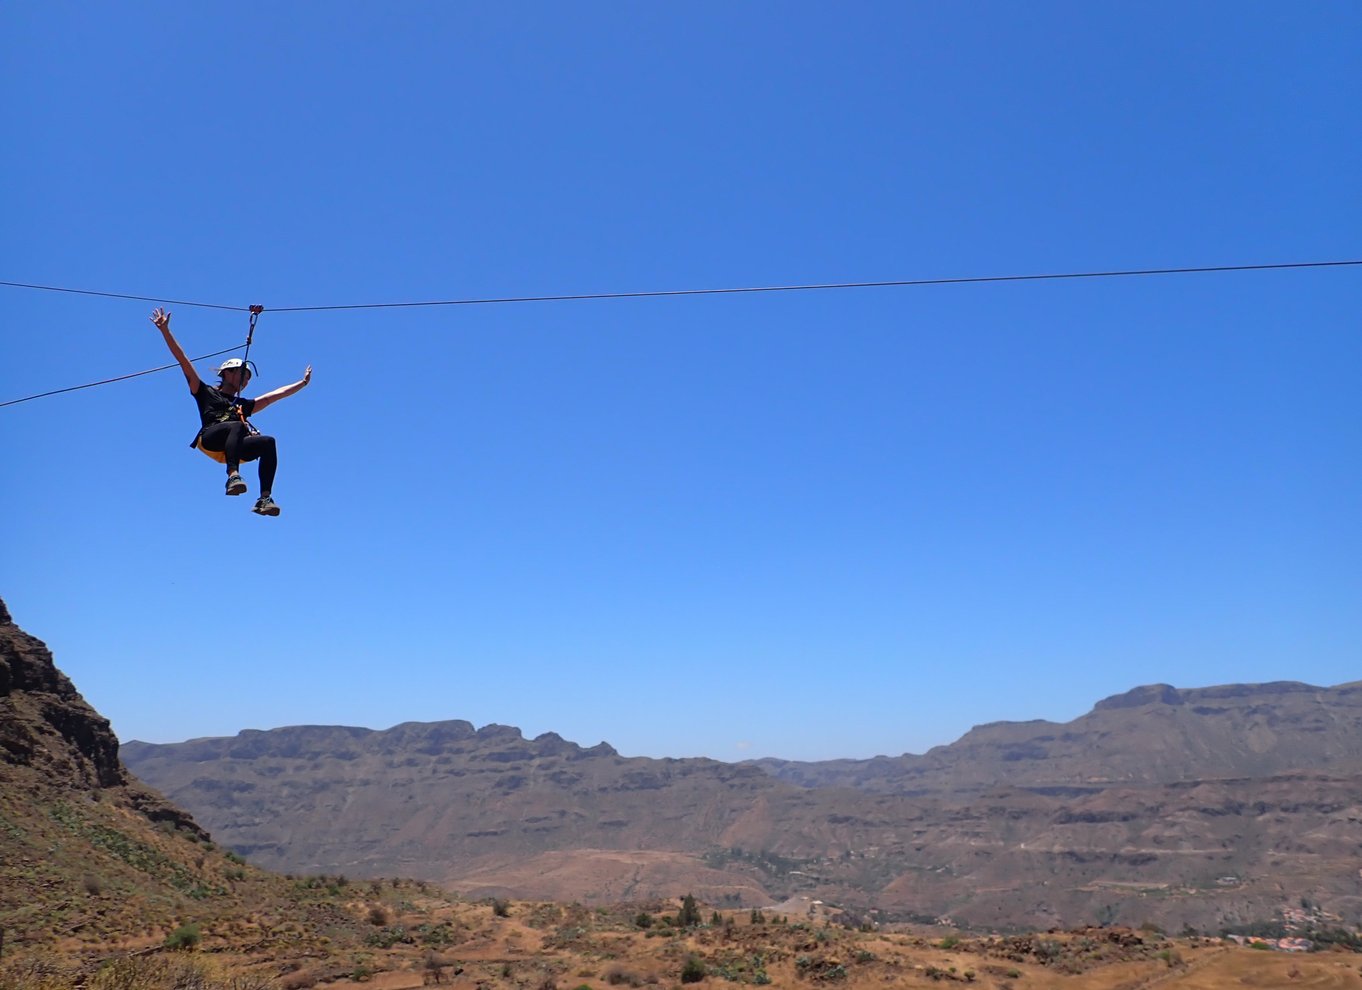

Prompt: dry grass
xmin=2 ymin=775 xmax=1358 ymax=990
xmin=4 ymin=900 xmax=1360 ymax=990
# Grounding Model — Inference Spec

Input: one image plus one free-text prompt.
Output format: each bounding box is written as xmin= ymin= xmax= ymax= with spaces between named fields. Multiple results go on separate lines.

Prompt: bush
xmin=368 ymin=905 xmax=390 ymax=926
xmin=89 ymin=957 xmax=213 ymax=990
xmin=634 ymin=912 xmax=653 ymax=929
xmin=418 ymin=922 xmax=454 ymax=946
xmin=2 ymin=958 xmax=71 ymax=990
xmin=680 ymin=956 xmax=706 ymax=984
xmin=1034 ymin=939 xmax=1062 ymax=963
xmin=939 ymin=936 xmax=959 ymax=949
xmin=163 ymin=923 xmax=202 ymax=951
xmin=366 ymin=925 xmax=414 ymax=948
xmin=492 ymin=898 xmax=511 ymax=917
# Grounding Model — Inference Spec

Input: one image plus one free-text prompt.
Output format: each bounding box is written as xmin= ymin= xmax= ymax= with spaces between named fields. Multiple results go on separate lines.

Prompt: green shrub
xmin=680 ymin=956 xmax=706 ymax=984
xmin=163 ymin=923 xmax=201 ymax=951
xmin=365 ymin=925 xmax=413 ymax=948
xmin=418 ymin=922 xmax=454 ymax=946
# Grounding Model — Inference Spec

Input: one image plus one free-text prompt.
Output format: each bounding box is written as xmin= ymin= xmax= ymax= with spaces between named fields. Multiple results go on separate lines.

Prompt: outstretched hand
xmin=302 ymin=365 xmax=312 ymax=385
xmin=150 ymin=307 xmax=171 ymax=332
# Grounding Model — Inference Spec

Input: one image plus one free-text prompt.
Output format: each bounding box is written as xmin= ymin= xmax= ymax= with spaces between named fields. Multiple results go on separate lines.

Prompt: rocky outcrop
xmin=0 ymin=596 xmax=205 ymax=837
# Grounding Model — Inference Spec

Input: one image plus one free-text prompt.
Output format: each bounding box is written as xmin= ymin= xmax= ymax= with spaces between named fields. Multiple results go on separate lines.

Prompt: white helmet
xmin=216 ymin=358 xmax=257 ymax=378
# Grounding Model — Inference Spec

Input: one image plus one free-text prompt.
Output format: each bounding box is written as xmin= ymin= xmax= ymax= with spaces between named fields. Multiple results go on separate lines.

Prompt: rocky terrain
xmin=123 ymin=682 xmax=1362 ymax=933
xmin=3 ymin=595 xmax=1361 ymax=990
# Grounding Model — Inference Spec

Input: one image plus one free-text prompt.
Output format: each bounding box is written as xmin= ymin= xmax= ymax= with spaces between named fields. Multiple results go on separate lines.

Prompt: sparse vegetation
xmin=678 ymin=893 xmax=701 ymax=928
xmin=164 ymin=922 xmax=203 ymax=951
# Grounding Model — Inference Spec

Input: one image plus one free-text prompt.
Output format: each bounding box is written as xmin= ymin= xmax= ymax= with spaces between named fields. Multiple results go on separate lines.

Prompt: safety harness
xmin=190 ymin=305 xmax=264 ymax=462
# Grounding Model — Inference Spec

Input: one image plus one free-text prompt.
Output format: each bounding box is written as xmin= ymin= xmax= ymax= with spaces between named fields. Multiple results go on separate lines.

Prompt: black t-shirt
xmin=192 ymin=383 xmax=256 ymax=429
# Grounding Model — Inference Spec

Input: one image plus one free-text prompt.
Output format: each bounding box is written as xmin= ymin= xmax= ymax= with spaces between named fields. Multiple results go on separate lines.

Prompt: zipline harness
xmin=190 ymin=305 xmax=265 ymax=464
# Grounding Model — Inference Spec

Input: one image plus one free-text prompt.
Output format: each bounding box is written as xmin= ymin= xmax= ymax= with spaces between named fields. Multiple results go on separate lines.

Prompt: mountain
xmin=122 ymin=682 xmax=1362 ymax=933
xmin=0 ymin=595 xmax=222 ymax=950
xmin=0 ymin=597 xmax=431 ymax=971
xmin=12 ymin=597 xmax=1355 ymax=989
xmin=751 ymin=681 xmax=1362 ymax=795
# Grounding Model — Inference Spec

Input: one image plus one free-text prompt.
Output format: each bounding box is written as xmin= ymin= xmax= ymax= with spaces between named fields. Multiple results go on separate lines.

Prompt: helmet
xmin=216 ymin=358 xmax=257 ymax=378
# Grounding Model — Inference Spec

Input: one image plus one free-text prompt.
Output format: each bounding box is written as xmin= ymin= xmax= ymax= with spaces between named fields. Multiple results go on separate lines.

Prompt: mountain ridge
xmin=122 ymin=678 xmax=1362 ymax=933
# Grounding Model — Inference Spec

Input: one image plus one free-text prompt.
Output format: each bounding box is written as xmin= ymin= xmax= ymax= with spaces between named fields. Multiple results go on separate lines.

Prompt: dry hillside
xmin=3 ymin=597 xmax=1361 ymax=990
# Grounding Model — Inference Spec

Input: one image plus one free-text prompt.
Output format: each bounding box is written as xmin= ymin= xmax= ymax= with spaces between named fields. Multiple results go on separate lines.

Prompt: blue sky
xmin=2 ymin=3 xmax=1358 ymax=762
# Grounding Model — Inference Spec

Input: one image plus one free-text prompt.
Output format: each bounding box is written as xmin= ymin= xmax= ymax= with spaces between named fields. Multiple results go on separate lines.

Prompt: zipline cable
xmin=0 ymin=280 xmax=247 ymax=312
xmin=265 ymin=259 xmax=1362 ymax=312
xmin=3 ymin=260 xmax=1360 ymax=317
xmin=2 ymin=257 xmax=1359 ymax=409
xmin=0 ymin=346 xmax=243 ymax=408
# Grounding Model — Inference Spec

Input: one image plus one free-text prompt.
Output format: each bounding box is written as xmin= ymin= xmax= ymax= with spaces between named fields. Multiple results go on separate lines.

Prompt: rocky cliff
xmin=0 ymin=597 xmax=201 ymax=832
xmin=752 ymin=680 xmax=1362 ymax=794
xmin=0 ymin=597 xmax=232 ymax=949
xmin=124 ymin=703 xmax=1362 ymax=933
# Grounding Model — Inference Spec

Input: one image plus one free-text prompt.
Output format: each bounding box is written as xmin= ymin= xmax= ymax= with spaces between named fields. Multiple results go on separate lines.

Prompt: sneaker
xmin=225 ymin=472 xmax=247 ymax=496
xmin=252 ymin=495 xmax=281 ymax=517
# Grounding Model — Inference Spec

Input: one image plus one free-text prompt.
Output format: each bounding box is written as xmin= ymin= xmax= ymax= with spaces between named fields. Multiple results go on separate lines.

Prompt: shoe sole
xmin=226 ymin=482 xmax=247 ymax=496
xmin=253 ymin=505 xmax=281 ymax=517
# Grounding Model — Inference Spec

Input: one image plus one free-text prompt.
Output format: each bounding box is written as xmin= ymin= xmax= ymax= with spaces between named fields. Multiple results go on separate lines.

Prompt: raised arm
xmin=251 ymin=366 xmax=313 ymax=414
xmin=149 ymin=308 xmax=201 ymax=393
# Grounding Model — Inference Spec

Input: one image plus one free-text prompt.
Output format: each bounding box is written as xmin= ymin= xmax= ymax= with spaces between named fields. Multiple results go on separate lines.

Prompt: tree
xmin=679 ymin=893 xmax=702 ymax=928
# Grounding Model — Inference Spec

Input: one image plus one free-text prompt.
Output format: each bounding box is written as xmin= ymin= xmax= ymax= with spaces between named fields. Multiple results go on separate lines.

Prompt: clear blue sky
xmin=3 ymin=3 xmax=1358 ymax=761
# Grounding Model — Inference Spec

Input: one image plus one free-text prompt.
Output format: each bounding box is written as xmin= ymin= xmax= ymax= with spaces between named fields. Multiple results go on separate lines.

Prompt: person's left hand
xmin=302 ymin=365 xmax=312 ymax=385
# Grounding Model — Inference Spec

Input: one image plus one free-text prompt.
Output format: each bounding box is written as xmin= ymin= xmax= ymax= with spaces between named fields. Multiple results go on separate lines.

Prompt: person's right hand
xmin=150 ymin=307 xmax=171 ymax=332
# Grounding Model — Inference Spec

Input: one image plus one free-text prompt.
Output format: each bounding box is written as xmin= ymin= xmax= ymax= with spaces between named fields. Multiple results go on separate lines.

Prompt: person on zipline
xmin=151 ymin=307 xmax=311 ymax=516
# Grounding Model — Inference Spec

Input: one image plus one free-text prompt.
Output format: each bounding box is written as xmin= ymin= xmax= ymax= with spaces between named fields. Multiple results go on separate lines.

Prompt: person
xmin=150 ymin=307 xmax=312 ymax=516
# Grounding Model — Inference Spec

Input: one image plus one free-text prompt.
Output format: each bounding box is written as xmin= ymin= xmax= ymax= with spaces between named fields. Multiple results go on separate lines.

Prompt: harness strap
xmin=188 ymin=305 xmax=265 ymax=458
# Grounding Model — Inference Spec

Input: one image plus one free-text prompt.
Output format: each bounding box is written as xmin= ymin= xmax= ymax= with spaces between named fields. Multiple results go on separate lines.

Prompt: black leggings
xmin=199 ymin=422 xmax=278 ymax=494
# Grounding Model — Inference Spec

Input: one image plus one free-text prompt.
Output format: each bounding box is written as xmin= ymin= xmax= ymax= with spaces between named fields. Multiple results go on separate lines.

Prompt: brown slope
xmin=752 ymin=680 xmax=1362 ymax=794
xmin=0 ymin=596 xmax=224 ymax=947
xmin=123 ymin=715 xmax=1362 ymax=933
xmin=121 ymin=720 xmax=797 ymax=885
xmin=0 ymin=597 xmax=421 ymax=966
